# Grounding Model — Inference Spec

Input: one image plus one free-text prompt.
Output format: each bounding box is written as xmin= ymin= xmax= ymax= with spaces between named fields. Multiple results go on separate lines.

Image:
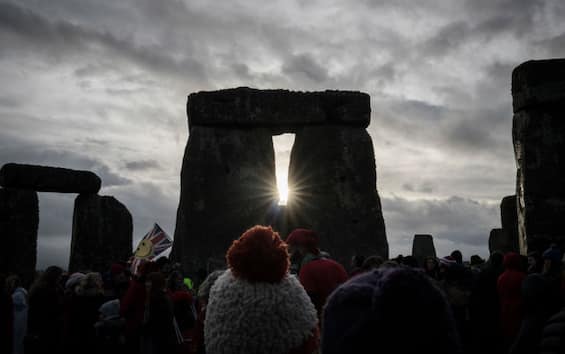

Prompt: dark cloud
xmin=0 ymin=2 xmax=206 ymax=81
xmin=282 ymin=53 xmax=329 ymax=83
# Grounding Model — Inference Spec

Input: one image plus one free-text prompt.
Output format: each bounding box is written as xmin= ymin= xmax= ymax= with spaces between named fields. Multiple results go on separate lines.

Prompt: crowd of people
xmin=2 ymin=225 xmax=565 ymax=354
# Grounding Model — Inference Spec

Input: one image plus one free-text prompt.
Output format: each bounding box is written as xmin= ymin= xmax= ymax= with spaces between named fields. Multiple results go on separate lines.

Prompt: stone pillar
xmin=500 ymin=195 xmax=519 ymax=253
xmin=512 ymin=59 xmax=565 ymax=254
xmin=0 ymin=188 xmax=38 ymax=287
xmin=489 ymin=228 xmax=517 ymax=254
xmin=287 ymin=125 xmax=388 ymax=265
xmin=172 ymin=127 xmax=277 ymax=273
xmin=69 ymin=194 xmax=132 ymax=273
xmin=412 ymin=234 xmax=436 ymax=266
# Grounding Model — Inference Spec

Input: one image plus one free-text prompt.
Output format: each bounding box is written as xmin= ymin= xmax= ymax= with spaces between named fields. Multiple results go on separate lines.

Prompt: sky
xmin=1 ymin=0 xmax=565 ymax=269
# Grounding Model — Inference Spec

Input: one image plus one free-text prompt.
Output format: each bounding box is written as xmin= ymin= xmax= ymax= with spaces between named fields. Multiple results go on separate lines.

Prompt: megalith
xmin=287 ymin=125 xmax=388 ymax=265
xmin=173 ymin=87 xmax=388 ymax=273
xmin=500 ymin=195 xmax=519 ymax=253
xmin=0 ymin=188 xmax=38 ymax=286
xmin=512 ymin=59 xmax=565 ymax=254
xmin=0 ymin=163 xmax=101 ymax=193
xmin=489 ymin=228 xmax=516 ymax=254
xmin=69 ymin=194 xmax=133 ymax=272
xmin=172 ymin=126 xmax=277 ymax=272
xmin=411 ymin=234 xmax=436 ymax=266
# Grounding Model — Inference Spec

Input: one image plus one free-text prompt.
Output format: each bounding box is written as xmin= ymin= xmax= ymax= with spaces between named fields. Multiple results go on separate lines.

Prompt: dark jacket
xmin=540 ymin=307 xmax=565 ymax=354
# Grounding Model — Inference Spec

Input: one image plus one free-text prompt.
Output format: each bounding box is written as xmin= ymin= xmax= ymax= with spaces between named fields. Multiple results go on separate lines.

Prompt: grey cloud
xmin=536 ymin=32 xmax=565 ymax=57
xmin=382 ymin=195 xmax=499 ymax=257
xmin=282 ymin=53 xmax=329 ymax=83
xmin=0 ymin=2 xmax=207 ymax=81
xmin=124 ymin=160 xmax=161 ymax=171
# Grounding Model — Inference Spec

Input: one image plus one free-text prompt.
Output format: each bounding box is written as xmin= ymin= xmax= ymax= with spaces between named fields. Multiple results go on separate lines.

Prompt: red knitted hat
xmin=286 ymin=228 xmax=320 ymax=255
xmin=226 ymin=225 xmax=289 ymax=283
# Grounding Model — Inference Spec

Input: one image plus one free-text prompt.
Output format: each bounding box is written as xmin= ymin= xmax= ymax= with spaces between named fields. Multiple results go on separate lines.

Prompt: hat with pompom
xmin=205 ymin=225 xmax=318 ymax=354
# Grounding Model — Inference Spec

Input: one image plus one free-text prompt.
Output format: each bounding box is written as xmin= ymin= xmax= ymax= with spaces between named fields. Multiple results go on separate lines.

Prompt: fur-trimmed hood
xmin=204 ymin=269 xmax=318 ymax=354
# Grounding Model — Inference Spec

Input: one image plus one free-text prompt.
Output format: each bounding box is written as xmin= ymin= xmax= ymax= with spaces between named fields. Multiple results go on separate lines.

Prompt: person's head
xmin=167 ymin=270 xmax=185 ymax=292
xmin=470 ymin=255 xmax=484 ymax=267
xmin=503 ymin=252 xmax=523 ymax=271
xmin=425 ymin=257 xmax=438 ymax=272
xmin=285 ymin=228 xmax=320 ymax=262
xmin=542 ymin=244 xmax=562 ymax=275
xmin=65 ymin=272 xmax=86 ymax=294
xmin=77 ymin=272 xmax=104 ymax=296
xmin=43 ymin=266 xmax=63 ymax=285
xmin=5 ymin=275 xmax=21 ymax=294
xmin=527 ymin=251 xmax=541 ymax=273
xmin=362 ymin=255 xmax=384 ymax=271
xmin=351 ymin=255 xmax=365 ymax=269
xmin=450 ymin=250 xmax=463 ymax=264
xmin=322 ymin=267 xmax=461 ymax=354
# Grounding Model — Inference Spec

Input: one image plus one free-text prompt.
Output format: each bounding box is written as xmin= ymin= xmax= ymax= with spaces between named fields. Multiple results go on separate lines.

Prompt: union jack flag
xmin=131 ymin=223 xmax=173 ymax=274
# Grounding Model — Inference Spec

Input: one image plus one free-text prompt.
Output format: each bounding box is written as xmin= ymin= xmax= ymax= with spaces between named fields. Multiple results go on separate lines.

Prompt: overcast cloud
xmin=2 ymin=0 xmax=565 ymax=268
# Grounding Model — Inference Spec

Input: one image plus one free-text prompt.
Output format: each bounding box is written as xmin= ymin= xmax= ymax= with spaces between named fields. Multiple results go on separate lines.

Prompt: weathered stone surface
xmin=0 ymin=163 xmax=101 ymax=194
xmin=500 ymin=195 xmax=520 ymax=253
xmin=512 ymin=59 xmax=565 ymax=112
xmin=187 ymin=87 xmax=371 ymax=130
xmin=489 ymin=228 xmax=516 ymax=254
xmin=0 ymin=188 xmax=38 ymax=287
xmin=512 ymin=59 xmax=565 ymax=254
xmin=412 ymin=234 xmax=436 ymax=266
xmin=171 ymin=126 xmax=277 ymax=273
xmin=69 ymin=194 xmax=132 ymax=272
xmin=286 ymin=125 xmax=388 ymax=265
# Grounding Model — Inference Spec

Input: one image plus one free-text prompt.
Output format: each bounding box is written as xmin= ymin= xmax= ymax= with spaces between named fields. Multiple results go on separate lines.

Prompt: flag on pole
xmin=131 ymin=223 xmax=173 ymax=274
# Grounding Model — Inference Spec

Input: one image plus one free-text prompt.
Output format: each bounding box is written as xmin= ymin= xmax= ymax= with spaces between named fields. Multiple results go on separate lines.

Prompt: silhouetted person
xmin=322 ymin=266 xmax=462 ymax=354
xmin=361 ymin=255 xmax=384 ymax=272
xmin=451 ymin=250 xmax=463 ymax=265
xmin=286 ymin=228 xmax=348 ymax=318
xmin=497 ymin=252 xmax=526 ymax=350
xmin=26 ymin=266 xmax=64 ymax=354
xmin=469 ymin=252 xmax=504 ymax=354
xmin=140 ymin=272 xmax=176 ymax=354
xmin=64 ymin=272 xmax=105 ymax=354
xmin=510 ymin=245 xmax=563 ymax=354
xmin=7 ymin=275 xmax=28 ymax=354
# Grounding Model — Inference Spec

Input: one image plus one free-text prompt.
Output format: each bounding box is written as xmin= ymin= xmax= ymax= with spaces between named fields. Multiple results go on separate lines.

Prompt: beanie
xmin=205 ymin=225 xmax=318 ymax=354
xmin=286 ymin=228 xmax=320 ymax=255
xmin=543 ymin=245 xmax=562 ymax=262
xmin=322 ymin=267 xmax=461 ymax=354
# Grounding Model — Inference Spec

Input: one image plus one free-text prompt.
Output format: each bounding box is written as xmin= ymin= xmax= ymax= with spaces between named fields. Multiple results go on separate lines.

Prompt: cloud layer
xmin=1 ymin=0 xmax=565 ymax=267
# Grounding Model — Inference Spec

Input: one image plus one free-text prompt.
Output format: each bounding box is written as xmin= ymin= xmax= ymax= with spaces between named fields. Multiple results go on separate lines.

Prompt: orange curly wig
xmin=226 ymin=225 xmax=289 ymax=283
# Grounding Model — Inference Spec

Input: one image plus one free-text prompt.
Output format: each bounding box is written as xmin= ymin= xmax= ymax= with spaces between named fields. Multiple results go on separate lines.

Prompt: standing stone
xmin=500 ymin=195 xmax=519 ymax=253
xmin=287 ymin=125 xmax=388 ymax=265
xmin=489 ymin=228 xmax=516 ymax=254
xmin=0 ymin=188 xmax=38 ymax=287
xmin=412 ymin=234 xmax=436 ymax=266
xmin=0 ymin=163 xmax=101 ymax=194
xmin=173 ymin=88 xmax=388 ymax=274
xmin=69 ymin=194 xmax=132 ymax=273
xmin=172 ymin=127 xmax=277 ymax=273
xmin=512 ymin=59 xmax=565 ymax=254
